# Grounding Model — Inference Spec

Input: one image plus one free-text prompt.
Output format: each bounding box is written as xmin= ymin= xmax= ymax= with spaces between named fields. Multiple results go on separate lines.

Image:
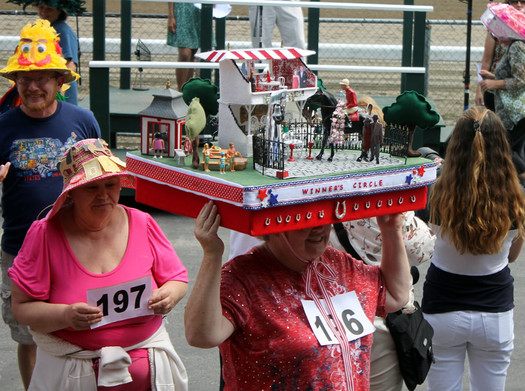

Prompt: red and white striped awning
xmin=196 ymin=47 xmax=315 ymax=63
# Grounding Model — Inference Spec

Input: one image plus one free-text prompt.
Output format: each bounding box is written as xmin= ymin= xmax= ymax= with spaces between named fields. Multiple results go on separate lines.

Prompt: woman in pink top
xmin=8 ymin=139 xmax=189 ymax=390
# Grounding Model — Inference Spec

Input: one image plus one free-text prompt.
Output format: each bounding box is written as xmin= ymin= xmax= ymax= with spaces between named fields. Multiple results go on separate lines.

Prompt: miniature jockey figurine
xmin=203 ymin=143 xmax=211 ymax=172
xmin=339 ymin=78 xmax=358 ymax=116
xmin=151 ymin=132 xmax=165 ymax=158
xmin=227 ymin=142 xmax=242 ymax=172
xmin=370 ymin=114 xmax=383 ymax=164
xmin=220 ymin=151 xmax=226 ymax=174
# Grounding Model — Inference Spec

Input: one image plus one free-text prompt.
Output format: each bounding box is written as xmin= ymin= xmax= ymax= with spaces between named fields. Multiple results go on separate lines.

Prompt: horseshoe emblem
xmin=335 ymin=201 xmax=347 ymax=219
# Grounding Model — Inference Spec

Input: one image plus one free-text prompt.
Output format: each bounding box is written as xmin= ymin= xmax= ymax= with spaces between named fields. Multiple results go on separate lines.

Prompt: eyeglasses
xmin=507 ymin=1 xmax=523 ymax=4
xmin=16 ymin=75 xmax=56 ymax=87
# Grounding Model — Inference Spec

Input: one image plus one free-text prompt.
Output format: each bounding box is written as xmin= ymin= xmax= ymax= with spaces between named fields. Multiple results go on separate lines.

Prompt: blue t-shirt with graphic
xmin=0 ymin=101 xmax=100 ymax=254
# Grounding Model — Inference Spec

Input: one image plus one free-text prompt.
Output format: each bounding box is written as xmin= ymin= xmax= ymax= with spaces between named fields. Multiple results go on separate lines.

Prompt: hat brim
xmin=0 ymin=67 xmax=79 ymax=84
xmin=45 ymin=172 xmax=135 ymax=220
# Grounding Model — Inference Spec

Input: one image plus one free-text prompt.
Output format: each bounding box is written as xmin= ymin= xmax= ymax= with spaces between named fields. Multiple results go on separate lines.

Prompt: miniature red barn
xmin=139 ymin=87 xmax=188 ymax=158
xmin=196 ymin=47 xmax=318 ymax=157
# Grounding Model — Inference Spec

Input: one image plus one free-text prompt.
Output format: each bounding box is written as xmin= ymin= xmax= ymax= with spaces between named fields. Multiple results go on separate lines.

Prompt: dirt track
xmin=0 ymin=1 xmax=489 ymax=22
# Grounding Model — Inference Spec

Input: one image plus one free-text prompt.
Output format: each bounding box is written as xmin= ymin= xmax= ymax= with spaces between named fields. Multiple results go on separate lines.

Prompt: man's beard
xmin=22 ymin=92 xmax=55 ymax=112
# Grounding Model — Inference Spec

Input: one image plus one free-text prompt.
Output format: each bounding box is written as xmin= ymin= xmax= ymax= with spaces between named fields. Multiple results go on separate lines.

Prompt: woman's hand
xmin=149 ymin=281 xmax=188 ymax=315
xmin=475 ymin=85 xmax=485 ymax=106
xmin=479 ymin=79 xmax=498 ymax=92
xmin=168 ymin=17 xmax=176 ymax=33
xmin=479 ymin=69 xmax=495 ymax=80
xmin=376 ymin=212 xmax=404 ymax=234
xmin=194 ymin=201 xmax=224 ymax=257
xmin=168 ymin=4 xmax=176 ymax=33
xmin=64 ymin=303 xmax=103 ymax=330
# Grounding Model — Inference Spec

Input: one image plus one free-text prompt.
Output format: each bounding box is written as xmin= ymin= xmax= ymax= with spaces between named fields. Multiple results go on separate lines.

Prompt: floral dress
xmin=167 ymin=3 xmax=201 ymax=49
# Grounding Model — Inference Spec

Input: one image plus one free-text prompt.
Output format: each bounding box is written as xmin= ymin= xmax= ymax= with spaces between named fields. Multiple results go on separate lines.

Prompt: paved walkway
xmin=1 ymin=205 xmax=525 ymax=390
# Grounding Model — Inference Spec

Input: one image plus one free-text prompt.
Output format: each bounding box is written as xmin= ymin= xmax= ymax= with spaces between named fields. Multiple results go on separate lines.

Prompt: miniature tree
xmin=382 ymin=91 xmax=440 ymax=157
xmin=182 ymin=78 xmax=219 ymax=168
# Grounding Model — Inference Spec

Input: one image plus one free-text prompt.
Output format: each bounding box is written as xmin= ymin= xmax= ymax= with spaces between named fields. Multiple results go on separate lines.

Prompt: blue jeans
xmin=424 ymin=310 xmax=513 ymax=391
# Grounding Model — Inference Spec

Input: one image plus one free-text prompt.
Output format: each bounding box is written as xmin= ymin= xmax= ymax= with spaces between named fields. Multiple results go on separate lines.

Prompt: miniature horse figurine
xmin=304 ymin=89 xmax=364 ymax=161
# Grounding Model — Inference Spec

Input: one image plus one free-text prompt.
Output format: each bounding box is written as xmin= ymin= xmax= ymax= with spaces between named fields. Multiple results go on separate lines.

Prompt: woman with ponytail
xmin=422 ymin=106 xmax=525 ymax=391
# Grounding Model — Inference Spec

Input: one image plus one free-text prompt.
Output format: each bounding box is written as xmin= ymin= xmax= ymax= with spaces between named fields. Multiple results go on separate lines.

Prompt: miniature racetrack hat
xmin=0 ymin=19 xmax=80 ymax=83
xmin=46 ymin=138 xmax=135 ymax=219
xmin=481 ymin=2 xmax=525 ymax=41
xmin=339 ymin=78 xmax=350 ymax=86
xmin=7 ymin=0 xmax=87 ymax=16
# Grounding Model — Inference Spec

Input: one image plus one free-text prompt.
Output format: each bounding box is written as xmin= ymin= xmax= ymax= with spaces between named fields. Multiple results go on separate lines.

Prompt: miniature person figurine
xmin=370 ymin=114 xmax=383 ymax=164
xmin=299 ymin=65 xmax=308 ymax=88
xmin=358 ymin=118 xmax=371 ymax=162
xmin=203 ymin=143 xmax=211 ymax=172
xmin=357 ymin=104 xmax=373 ymax=162
xmin=292 ymin=69 xmax=299 ymax=89
xmin=227 ymin=142 xmax=242 ymax=172
xmin=183 ymin=136 xmax=193 ymax=156
xmin=151 ymin=132 xmax=165 ymax=158
xmin=219 ymin=151 xmax=226 ymax=174
xmin=249 ymin=70 xmax=256 ymax=92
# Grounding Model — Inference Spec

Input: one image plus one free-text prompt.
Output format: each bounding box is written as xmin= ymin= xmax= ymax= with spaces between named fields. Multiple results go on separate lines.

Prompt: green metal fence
xmin=0 ymin=9 xmax=489 ymax=126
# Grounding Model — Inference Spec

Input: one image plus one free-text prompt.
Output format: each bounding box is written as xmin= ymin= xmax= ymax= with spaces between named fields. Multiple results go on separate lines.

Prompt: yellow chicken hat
xmin=0 ymin=19 xmax=80 ymax=83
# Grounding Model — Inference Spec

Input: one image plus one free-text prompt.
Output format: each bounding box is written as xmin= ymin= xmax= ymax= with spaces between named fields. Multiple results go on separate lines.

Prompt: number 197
xmin=96 ymin=284 xmax=146 ymax=316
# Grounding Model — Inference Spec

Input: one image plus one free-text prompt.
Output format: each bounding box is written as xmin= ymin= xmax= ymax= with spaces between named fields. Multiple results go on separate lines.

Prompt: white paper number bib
xmin=301 ymin=291 xmax=375 ymax=345
xmin=86 ymin=276 xmax=154 ymax=329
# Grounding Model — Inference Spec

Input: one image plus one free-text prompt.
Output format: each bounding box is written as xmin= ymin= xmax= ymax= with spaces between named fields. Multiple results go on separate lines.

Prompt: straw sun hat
xmin=46 ymin=138 xmax=135 ymax=219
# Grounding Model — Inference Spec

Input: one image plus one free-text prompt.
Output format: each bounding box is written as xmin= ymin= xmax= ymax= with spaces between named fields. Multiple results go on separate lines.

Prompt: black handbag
xmin=385 ymin=301 xmax=435 ymax=391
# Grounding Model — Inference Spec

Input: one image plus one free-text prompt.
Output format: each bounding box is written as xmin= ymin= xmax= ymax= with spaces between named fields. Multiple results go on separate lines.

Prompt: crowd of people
xmin=0 ymin=1 xmax=524 ymax=391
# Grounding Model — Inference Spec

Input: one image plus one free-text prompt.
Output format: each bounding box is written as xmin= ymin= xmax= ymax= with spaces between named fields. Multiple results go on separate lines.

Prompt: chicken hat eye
xmin=37 ymin=44 xmax=47 ymax=53
xmin=20 ymin=43 xmax=31 ymax=53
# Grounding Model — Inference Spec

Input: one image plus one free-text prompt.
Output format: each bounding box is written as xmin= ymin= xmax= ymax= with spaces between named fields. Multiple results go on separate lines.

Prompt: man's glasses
xmin=507 ymin=0 xmax=523 ymax=4
xmin=16 ymin=75 xmax=56 ymax=87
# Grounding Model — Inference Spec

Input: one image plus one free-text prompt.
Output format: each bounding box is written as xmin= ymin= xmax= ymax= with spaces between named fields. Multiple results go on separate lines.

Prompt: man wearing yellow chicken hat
xmin=8 ymin=0 xmax=85 ymax=105
xmin=0 ymin=19 xmax=100 ymax=389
